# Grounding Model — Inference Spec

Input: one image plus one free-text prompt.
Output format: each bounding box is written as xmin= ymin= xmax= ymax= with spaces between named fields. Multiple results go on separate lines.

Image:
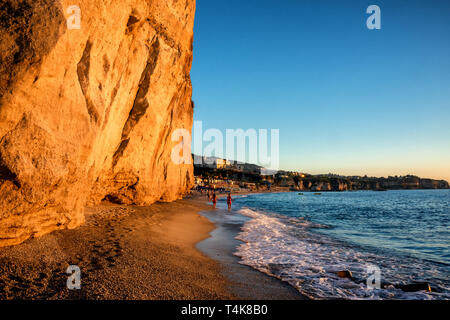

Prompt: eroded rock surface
xmin=0 ymin=0 xmax=195 ymax=246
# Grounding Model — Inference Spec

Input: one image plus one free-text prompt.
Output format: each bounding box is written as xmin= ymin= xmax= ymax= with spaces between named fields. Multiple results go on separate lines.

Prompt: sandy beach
xmin=0 ymin=197 xmax=303 ymax=300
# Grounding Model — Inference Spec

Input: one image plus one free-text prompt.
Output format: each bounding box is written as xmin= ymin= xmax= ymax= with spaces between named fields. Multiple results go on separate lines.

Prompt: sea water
xmin=218 ymin=190 xmax=450 ymax=299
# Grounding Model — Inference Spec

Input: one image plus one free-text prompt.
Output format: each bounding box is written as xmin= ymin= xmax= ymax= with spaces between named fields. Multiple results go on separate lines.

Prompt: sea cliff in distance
xmin=193 ymin=155 xmax=450 ymax=192
xmin=293 ymin=174 xmax=450 ymax=192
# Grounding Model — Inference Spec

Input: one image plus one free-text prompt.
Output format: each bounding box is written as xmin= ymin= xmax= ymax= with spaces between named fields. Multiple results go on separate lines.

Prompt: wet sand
xmin=198 ymin=208 xmax=304 ymax=300
xmin=0 ymin=198 xmax=303 ymax=300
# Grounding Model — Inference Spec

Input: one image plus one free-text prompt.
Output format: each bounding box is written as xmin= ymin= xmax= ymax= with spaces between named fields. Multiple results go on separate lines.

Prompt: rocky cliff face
xmin=0 ymin=0 xmax=195 ymax=247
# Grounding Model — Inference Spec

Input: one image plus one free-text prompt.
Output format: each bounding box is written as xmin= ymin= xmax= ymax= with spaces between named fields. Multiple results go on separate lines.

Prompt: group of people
xmin=207 ymin=190 xmax=233 ymax=211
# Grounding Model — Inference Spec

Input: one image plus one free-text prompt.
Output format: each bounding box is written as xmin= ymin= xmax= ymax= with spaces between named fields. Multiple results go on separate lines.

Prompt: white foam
xmin=234 ymin=207 xmax=449 ymax=300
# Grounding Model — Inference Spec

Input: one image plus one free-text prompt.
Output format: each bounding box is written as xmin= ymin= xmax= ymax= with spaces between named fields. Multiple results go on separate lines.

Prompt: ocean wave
xmin=234 ymin=207 xmax=450 ymax=300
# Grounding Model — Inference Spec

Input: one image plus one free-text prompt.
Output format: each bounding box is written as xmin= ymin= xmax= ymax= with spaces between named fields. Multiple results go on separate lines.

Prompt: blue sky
xmin=191 ymin=0 xmax=450 ymax=180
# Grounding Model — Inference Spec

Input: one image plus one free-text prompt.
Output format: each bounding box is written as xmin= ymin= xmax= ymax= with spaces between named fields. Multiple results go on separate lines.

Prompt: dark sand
xmin=0 ymin=198 xmax=303 ymax=300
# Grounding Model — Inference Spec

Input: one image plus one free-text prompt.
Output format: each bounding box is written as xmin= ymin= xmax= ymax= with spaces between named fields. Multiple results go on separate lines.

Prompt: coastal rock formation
xmin=0 ymin=0 xmax=195 ymax=246
xmin=295 ymin=176 xmax=449 ymax=192
xmin=310 ymin=182 xmax=332 ymax=192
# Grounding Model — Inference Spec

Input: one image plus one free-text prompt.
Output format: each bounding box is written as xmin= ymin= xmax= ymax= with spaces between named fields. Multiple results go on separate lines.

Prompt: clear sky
xmin=191 ymin=0 xmax=450 ymax=181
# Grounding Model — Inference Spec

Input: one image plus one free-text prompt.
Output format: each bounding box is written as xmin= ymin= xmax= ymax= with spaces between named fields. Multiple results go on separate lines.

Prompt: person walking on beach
xmin=227 ymin=193 xmax=233 ymax=211
xmin=212 ymin=192 xmax=217 ymax=209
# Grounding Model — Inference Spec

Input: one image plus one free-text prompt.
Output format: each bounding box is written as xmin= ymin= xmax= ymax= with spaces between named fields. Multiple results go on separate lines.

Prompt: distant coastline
xmin=193 ymin=155 xmax=449 ymax=193
xmin=289 ymin=174 xmax=450 ymax=192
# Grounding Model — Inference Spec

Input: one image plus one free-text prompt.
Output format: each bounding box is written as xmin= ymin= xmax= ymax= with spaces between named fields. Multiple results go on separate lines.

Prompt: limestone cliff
xmin=0 ymin=0 xmax=195 ymax=246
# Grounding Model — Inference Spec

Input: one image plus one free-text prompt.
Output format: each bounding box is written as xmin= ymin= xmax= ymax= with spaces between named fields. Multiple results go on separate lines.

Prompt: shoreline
xmin=197 ymin=206 xmax=305 ymax=300
xmin=0 ymin=195 xmax=303 ymax=299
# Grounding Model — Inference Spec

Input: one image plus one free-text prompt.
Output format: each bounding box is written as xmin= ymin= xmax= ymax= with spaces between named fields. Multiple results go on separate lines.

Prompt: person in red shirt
xmin=212 ymin=192 xmax=217 ymax=209
xmin=227 ymin=193 xmax=233 ymax=211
